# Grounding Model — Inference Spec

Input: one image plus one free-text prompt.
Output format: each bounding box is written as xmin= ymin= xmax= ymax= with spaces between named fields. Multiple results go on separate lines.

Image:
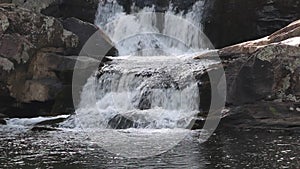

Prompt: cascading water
xmin=95 ymin=0 xmax=207 ymax=56
xmin=66 ymin=0 xmax=217 ymax=130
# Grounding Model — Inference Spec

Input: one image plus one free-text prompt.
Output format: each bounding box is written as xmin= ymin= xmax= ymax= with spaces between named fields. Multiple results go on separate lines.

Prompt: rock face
xmin=203 ymin=0 xmax=300 ymax=48
xmin=0 ymin=4 xmax=115 ymax=118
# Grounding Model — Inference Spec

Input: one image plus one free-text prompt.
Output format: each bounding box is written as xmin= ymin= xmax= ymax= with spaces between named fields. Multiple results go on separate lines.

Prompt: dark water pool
xmin=0 ymin=126 xmax=299 ymax=169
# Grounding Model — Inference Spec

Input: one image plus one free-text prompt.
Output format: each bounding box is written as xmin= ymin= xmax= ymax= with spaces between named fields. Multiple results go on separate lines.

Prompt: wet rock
xmin=0 ymin=113 xmax=7 ymax=125
xmin=108 ymin=113 xmax=150 ymax=129
xmin=219 ymin=102 xmax=300 ymax=130
xmin=0 ymin=118 xmax=6 ymax=125
xmin=31 ymin=126 xmax=60 ymax=132
xmin=35 ymin=117 xmax=67 ymax=127
xmin=108 ymin=114 xmax=136 ymax=129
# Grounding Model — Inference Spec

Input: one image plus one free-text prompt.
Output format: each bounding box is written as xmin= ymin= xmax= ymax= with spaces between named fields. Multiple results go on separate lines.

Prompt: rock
xmin=18 ymin=79 xmax=62 ymax=103
xmin=108 ymin=114 xmax=137 ymax=129
xmin=41 ymin=0 xmax=100 ymax=23
xmin=62 ymin=17 xmax=98 ymax=55
xmin=220 ymin=19 xmax=300 ymax=57
xmin=223 ymin=44 xmax=300 ymax=105
xmin=9 ymin=0 xmax=98 ymax=24
xmin=31 ymin=126 xmax=60 ymax=132
xmin=0 ymin=113 xmax=7 ymax=125
xmin=219 ymin=102 xmax=300 ymax=130
xmin=203 ymin=0 xmax=300 ymax=48
xmin=61 ymin=17 xmax=118 ymax=56
xmin=208 ymin=19 xmax=300 ymax=105
xmin=0 ymin=57 xmax=14 ymax=72
xmin=0 ymin=11 xmax=9 ymax=34
xmin=0 ymin=4 xmax=79 ymax=50
xmin=0 ymin=4 xmax=114 ymax=117
xmin=0 ymin=34 xmax=35 ymax=64
xmin=35 ymin=117 xmax=67 ymax=127
xmin=0 ymin=118 xmax=6 ymax=125
xmin=0 ymin=113 xmax=7 ymax=118
xmin=51 ymin=85 xmax=74 ymax=115
xmin=62 ymin=17 xmax=118 ymax=56
xmin=11 ymin=0 xmax=60 ymax=13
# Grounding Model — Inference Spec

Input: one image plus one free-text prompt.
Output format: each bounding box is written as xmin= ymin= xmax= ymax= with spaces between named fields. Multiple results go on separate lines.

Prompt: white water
xmin=95 ymin=0 xmax=207 ymax=56
xmin=67 ymin=0 xmax=216 ymax=130
xmin=69 ymin=55 xmax=218 ymax=129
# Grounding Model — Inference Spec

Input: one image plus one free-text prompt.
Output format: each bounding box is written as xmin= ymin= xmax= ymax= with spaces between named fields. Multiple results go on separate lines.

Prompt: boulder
xmin=62 ymin=17 xmax=99 ymax=55
xmin=219 ymin=102 xmax=300 ymax=130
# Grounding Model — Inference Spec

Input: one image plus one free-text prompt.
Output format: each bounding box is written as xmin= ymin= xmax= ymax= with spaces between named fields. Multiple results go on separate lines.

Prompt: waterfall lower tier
xmin=65 ymin=55 xmax=219 ymax=129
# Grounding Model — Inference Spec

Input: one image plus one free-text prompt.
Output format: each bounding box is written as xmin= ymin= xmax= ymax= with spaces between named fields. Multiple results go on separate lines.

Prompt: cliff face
xmin=202 ymin=0 xmax=300 ymax=48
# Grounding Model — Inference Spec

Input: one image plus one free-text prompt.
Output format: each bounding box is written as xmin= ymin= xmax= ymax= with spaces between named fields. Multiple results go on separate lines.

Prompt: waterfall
xmin=65 ymin=0 xmax=217 ymax=130
xmin=95 ymin=0 xmax=207 ymax=56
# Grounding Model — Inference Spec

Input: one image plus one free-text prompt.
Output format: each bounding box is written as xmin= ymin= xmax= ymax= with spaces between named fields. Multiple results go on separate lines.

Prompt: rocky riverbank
xmin=196 ymin=19 xmax=300 ymax=131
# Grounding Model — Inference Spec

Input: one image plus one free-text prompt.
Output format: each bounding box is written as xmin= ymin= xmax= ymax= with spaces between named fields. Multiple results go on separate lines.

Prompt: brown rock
xmin=0 ymin=10 xmax=9 ymax=34
xmin=0 ymin=34 xmax=35 ymax=64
